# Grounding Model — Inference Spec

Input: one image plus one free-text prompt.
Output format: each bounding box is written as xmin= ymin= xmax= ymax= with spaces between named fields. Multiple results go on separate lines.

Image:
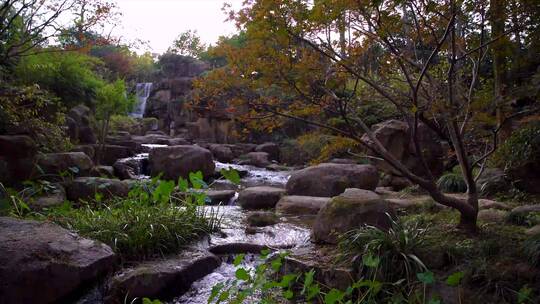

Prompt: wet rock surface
xmin=0 ymin=217 xmax=115 ymax=304
xmin=276 ymin=195 xmax=331 ymax=215
xmin=106 ymin=251 xmax=221 ymax=303
xmin=238 ymin=186 xmax=286 ymax=209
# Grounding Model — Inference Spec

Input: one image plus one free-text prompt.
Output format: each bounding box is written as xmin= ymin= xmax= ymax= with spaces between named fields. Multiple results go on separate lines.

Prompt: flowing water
xmin=130 ymin=83 xmax=153 ymax=118
xmin=113 ymin=145 xmax=312 ymax=304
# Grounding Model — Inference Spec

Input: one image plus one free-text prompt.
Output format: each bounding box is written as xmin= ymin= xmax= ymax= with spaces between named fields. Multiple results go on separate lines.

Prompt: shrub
xmin=492 ymin=122 xmax=540 ymax=172
xmin=437 ymin=169 xmax=467 ymax=193
xmin=338 ymin=215 xmax=428 ymax=283
xmin=523 ymin=233 xmax=540 ymax=266
xmin=109 ymin=115 xmax=139 ymax=133
xmin=0 ymin=84 xmax=71 ymax=152
xmin=14 ymin=51 xmax=106 ymax=108
xmin=46 ymin=198 xmax=219 ymax=261
xmin=280 ymin=132 xmax=362 ymax=165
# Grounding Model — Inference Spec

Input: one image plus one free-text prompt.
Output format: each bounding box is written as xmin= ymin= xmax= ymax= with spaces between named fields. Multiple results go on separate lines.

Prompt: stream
xmin=119 ymin=146 xmax=313 ymax=303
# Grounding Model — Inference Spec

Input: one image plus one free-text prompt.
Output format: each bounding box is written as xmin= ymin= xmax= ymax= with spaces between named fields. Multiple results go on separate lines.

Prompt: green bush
xmin=109 ymin=115 xmax=139 ymax=133
xmin=523 ymin=233 xmax=540 ymax=266
xmin=492 ymin=122 xmax=540 ymax=172
xmin=338 ymin=215 xmax=428 ymax=284
xmin=280 ymin=133 xmax=361 ymax=165
xmin=0 ymin=84 xmax=71 ymax=152
xmin=14 ymin=51 xmax=106 ymax=107
xmin=437 ymin=170 xmax=467 ymax=193
xmin=47 ymin=198 xmax=218 ymax=261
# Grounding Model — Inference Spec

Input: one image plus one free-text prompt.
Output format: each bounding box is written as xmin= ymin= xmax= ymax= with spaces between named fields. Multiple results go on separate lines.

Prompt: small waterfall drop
xmin=130 ymin=82 xmax=153 ymax=118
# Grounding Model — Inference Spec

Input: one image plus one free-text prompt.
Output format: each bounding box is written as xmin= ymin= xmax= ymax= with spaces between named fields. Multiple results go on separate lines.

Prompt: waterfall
xmin=130 ymin=82 xmax=153 ymax=118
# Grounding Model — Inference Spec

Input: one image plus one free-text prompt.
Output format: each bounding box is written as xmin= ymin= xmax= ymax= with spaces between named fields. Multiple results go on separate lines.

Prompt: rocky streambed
xmin=74 ymin=147 xmax=319 ymax=304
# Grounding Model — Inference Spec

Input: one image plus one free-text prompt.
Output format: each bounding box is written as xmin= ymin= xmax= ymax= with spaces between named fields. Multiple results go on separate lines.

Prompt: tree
xmin=68 ymin=0 xmax=120 ymax=51
xmin=168 ymin=29 xmax=206 ymax=58
xmin=95 ymin=79 xmax=133 ymax=164
xmin=196 ymin=0 xmax=538 ymax=232
xmin=0 ymin=0 xmax=75 ymax=71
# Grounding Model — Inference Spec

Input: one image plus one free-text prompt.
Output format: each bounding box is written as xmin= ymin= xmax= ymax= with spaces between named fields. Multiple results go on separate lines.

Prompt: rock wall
xmin=144 ymin=54 xmax=237 ymax=143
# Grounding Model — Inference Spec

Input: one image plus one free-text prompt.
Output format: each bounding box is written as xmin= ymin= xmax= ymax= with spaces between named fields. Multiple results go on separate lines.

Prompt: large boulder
xmin=67 ymin=104 xmax=97 ymax=144
xmin=238 ymin=186 xmax=286 ymax=209
xmin=149 ymin=145 xmax=215 ymax=180
xmin=312 ymin=189 xmax=393 ymax=244
xmin=0 ymin=217 xmax=115 ymax=304
xmin=208 ymin=144 xmax=234 ymax=163
xmin=106 ymin=251 xmax=220 ymax=303
xmin=230 ymin=143 xmax=257 ymax=158
xmin=361 ymin=120 xmax=444 ymax=178
xmin=113 ymin=156 xmax=148 ymax=180
xmin=276 ymin=196 xmax=331 ymax=215
xmin=0 ymin=135 xmax=37 ymax=159
xmin=476 ymin=168 xmax=511 ymax=196
xmin=286 ymin=163 xmax=379 ymax=197
xmin=255 ymin=142 xmax=280 ymax=161
xmin=36 ymin=152 xmax=94 ymax=177
xmin=238 ymin=152 xmax=271 ymax=168
xmin=93 ymin=144 xmax=134 ymax=166
xmin=507 ymin=162 xmax=540 ymax=194
xmin=0 ymin=135 xmax=37 ymax=185
xmin=65 ymin=177 xmax=129 ymax=201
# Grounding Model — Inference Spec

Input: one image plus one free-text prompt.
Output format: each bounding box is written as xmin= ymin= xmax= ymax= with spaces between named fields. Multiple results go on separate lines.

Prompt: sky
xmin=113 ymin=0 xmax=244 ymax=54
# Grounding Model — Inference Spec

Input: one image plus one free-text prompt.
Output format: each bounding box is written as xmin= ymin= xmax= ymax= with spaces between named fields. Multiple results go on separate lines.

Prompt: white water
xmin=130 ymin=82 xmax=153 ymax=118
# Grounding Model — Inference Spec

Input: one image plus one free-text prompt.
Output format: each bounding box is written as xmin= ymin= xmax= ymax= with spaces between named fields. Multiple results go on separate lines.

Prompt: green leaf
xmin=417 ymin=271 xmax=436 ymax=285
xmin=324 ymin=288 xmax=345 ymax=304
xmin=362 ymin=254 xmax=380 ymax=268
xmin=233 ymin=254 xmax=245 ymax=266
xmin=307 ymin=284 xmax=321 ymax=300
xmin=283 ymin=289 xmax=294 ymax=299
xmin=278 ymin=274 xmax=298 ymax=287
xmin=208 ymin=283 xmax=224 ymax=303
xmin=235 ymin=268 xmax=250 ymax=281
xmin=260 ymin=248 xmax=271 ymax=258
xmin=189 ymin=171 xmax=207 ymax=189
xmin=178 ymin=177 xmax=189 ymax=192
xmin=518 ymin=285 xmax=532 ymax=303
xmin=445 ymin=271 xmax=464 ymax=286
xmin=271 ymin=257 xmax=283 ymax=271
xmin=302 ymin=269 xmax=315 ymax=295
xmin=220 ymin=168 xmax=241 ymax=185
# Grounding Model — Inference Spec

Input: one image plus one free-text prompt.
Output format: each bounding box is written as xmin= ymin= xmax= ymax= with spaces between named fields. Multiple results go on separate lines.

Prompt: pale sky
xmin=114 ymin=0 xmax=244 ymax=54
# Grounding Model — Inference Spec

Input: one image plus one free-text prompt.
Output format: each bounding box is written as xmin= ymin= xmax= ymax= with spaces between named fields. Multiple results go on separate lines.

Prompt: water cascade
xmin=130 ymin=82 xmax=153 ymax=118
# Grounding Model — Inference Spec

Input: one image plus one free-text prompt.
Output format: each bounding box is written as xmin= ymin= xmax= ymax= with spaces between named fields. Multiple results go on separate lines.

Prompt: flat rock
xmin=30 ymin=184 xmax=66 ymax=210
xmin=106 ymin=251 xmax=220 ymax=302
xmin=478 ymin=199 xmax=511 ymax=211
xmin=276 ymin=195 xmax=331 ymax=215
xmin=238 ymin=186 xmax=286 ymax=209
xmin=0 ymin=217 xmax=115 ymax=304
xmin=246 ymin=211 xmax=279 ymax=227
xmin=203 ymin=189 xmax=236 ymax=205
xmin=478 ymin=209 xmax=508 ymax=223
